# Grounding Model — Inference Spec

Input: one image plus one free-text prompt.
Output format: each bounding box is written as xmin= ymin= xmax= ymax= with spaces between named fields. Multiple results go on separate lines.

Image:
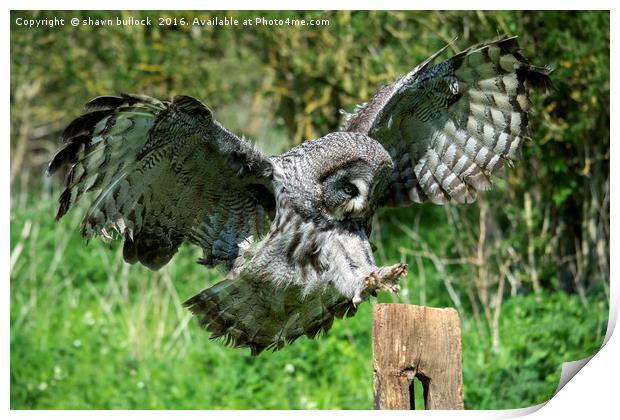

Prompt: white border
xmin=4 ymin=1 xmax=617 ymax=418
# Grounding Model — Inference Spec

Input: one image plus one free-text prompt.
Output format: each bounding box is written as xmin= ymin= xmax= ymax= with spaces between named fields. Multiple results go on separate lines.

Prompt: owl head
xmin=275 ymin=132 xmax=393 ymax=223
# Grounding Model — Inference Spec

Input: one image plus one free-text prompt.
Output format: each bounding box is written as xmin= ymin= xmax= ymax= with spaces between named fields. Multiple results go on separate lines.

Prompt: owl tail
xmin=184 ymin=276 xmax=357 ymax=356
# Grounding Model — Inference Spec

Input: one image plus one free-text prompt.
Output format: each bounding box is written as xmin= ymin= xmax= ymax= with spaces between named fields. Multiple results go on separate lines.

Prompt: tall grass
xmin=10 ymin=178 xmax=608 ymax=409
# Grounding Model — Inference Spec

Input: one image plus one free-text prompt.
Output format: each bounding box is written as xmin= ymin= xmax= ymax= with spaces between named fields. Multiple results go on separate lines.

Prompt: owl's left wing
xmin=343 ymin=37 xmax=551 ymax=205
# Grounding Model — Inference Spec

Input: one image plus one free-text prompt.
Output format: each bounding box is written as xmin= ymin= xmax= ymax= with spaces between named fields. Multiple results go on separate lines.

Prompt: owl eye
xmin=343 ymin=183 xmax=359 ymax=197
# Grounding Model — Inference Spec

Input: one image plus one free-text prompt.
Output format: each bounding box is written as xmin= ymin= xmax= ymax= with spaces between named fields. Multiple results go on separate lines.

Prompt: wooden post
xmin=372 ymin=304 xmax=464 ymax=410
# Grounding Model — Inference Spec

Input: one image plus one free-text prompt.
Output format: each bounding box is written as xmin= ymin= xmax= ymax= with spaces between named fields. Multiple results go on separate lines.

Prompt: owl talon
xmin=352 ymin=294 xmax=363 ymax=306
xmin=382 ymin=283 xmax=400 ymax=293
xmin=361 ymin=263 xmax=407 ymax=298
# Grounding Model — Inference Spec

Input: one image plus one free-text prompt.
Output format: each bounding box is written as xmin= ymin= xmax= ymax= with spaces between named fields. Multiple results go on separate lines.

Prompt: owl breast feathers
xmin=48 ymin=37 xmax=551 ymax=355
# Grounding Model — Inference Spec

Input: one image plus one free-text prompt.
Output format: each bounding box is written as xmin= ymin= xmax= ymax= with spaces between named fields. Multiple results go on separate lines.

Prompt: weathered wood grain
xmin=373 ymin=303 xmax=464 ymax=410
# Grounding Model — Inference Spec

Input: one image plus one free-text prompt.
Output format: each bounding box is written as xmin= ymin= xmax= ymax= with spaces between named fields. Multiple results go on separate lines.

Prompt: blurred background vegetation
xmin=10 ymin=10 xmax=609 ymax=409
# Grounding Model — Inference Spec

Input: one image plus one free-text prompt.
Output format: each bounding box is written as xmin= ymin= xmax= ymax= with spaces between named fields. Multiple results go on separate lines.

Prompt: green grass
xmin=10 ymin=185 xmax=608 ymax=409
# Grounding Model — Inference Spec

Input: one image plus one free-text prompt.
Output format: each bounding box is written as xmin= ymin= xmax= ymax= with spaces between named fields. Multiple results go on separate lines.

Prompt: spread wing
xmin=343 ymin=37 xmax=551 ymax=205
xmin=47 ymin=94 xmax=275 ymax=270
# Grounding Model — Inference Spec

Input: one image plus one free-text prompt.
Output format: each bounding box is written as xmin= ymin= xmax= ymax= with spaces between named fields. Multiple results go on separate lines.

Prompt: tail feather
xmin=184 ymin=276 xmax=355 ymax=356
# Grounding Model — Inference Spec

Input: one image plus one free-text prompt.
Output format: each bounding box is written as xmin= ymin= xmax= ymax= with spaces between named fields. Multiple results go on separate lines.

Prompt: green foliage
xmin=10 ymin=190 xmax=377 ymax=409
xmin=10 ymin=187 xmax=608 ymax=409
xmin=461 ymin=292 xmax=608 ymax=408
xmin=10 ymin=10 xmax=609 ymax=410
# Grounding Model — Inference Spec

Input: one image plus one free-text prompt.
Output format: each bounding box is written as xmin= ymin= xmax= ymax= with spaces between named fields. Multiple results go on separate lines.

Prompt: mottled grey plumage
xmin=48 ymin=37 xmax=550 ymax=355
xmin=50 ymin=94 xmax=274 ymax=271
xmin=344 ymin=37 xmax=551 ymax=205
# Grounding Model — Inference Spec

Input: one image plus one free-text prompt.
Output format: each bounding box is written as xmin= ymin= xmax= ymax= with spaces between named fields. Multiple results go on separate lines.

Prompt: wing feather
xmin=343 ymin=36 xmax=551 ymax=206
xmin=48 ymin=93 xmax=275 ymax=270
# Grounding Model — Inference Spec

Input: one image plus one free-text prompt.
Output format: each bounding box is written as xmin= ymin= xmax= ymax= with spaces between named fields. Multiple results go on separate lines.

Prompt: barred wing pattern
xmin=344 ymin=37 xmax=551 ymax=205
xmin=47 ymin=94 xmax=274 ymax=270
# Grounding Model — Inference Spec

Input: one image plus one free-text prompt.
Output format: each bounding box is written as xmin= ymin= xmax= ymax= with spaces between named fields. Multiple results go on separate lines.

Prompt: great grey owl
xmin=48 ymin=37 xmax=550 ymax=355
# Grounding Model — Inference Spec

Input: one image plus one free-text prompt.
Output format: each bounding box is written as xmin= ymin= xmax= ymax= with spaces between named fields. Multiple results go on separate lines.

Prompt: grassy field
xmin=10 ymin=183 xmax=608 ymax=409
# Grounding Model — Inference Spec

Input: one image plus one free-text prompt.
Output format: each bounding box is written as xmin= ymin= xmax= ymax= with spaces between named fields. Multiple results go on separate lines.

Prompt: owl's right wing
xmin=343 ymin=37 xmax=551 ymax=205
xmin=48 ymin=94 xmax=275 ymax=270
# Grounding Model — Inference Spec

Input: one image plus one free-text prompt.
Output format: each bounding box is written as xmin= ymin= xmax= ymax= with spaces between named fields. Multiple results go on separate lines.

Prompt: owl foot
xmin=352 ymin=263 xmax=408 ymax=305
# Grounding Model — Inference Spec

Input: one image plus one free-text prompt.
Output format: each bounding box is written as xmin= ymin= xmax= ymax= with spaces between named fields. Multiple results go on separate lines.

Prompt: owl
xmin=47 ymin=37 xmax=550 ymax=355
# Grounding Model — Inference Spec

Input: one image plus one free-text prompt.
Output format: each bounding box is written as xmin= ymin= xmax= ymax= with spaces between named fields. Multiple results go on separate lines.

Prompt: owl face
xmin=272 ymin=132 xmax=394 ymax=224
xmin=321 ymin=162 xmax=375 ymax=221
